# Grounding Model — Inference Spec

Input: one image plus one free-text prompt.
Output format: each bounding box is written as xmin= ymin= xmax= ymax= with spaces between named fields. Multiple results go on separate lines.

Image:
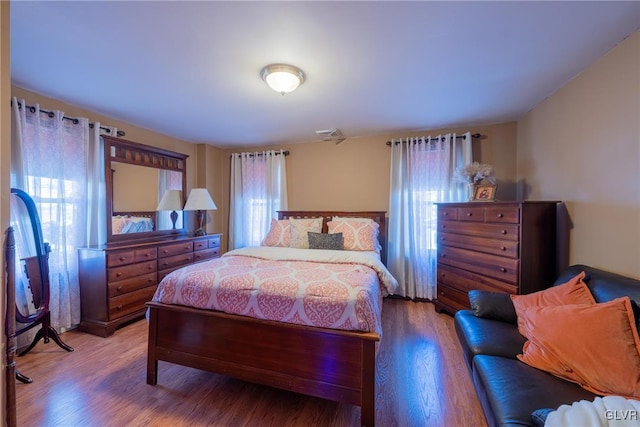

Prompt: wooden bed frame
xmin=147 ymin=211 xmax=387 ymax=427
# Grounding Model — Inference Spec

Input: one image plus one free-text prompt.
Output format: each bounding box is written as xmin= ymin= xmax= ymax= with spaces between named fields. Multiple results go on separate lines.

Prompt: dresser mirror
xmin=104 ymin=136 xmax=188 ymax=244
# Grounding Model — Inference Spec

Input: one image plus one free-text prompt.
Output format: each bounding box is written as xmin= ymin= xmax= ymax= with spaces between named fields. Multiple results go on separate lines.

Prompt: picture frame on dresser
xmin=472 ymin=184 xmax=497 ymax=201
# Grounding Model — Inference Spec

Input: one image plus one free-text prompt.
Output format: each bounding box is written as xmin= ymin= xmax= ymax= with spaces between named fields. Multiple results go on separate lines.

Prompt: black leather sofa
xmin=454 ymin=264 xmax=640 ymax=427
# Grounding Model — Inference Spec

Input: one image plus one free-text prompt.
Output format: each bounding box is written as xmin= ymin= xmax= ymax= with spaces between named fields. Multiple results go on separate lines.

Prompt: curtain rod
xmin=230 ymin=150 xmax=290 ymax=158
xmin=386 ymin=132 xmax=481 ymax=146
xmin=11 ymin=100 xmax=126 ymax=137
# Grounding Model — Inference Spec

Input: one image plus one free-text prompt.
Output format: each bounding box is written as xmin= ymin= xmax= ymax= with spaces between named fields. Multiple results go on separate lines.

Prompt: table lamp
xmin=183 ymin=188 xmax=217 ymax=236
xmin=156 ymin=189 xmax=183 ymax=230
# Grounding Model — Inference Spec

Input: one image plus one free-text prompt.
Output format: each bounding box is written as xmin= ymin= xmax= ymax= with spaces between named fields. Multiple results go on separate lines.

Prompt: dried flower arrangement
xmin=454 ymin=162 xmax=496 ymax=184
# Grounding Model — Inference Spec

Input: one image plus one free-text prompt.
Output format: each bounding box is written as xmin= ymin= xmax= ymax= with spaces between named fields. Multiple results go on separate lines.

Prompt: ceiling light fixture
xmin=260 ymin=63 xmax=305 ymax=95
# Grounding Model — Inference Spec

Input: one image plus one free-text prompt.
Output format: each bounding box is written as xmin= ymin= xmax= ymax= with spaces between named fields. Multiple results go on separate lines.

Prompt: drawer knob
xmin=116 ymin=272 xmax=122 ymax=277
xmin=500 ymin=267 xmax=507 ymax=273
xmin=145 ymin=253 xmax=150 ymax=257
xmin=501 ymin=246 xmax=506 ymax=251
xmin=119 ymin=256 xmax=125 ymax=261
xmin=148 ymin=265 xmax=153 ymax=270
xmin=440 ymin=273 xmax=446 ymax=278
xmin=440 ymin=253 xmax=446 ymax=257
xmin=116 ymin=305 xmax=123 ymax=311
xmin=466 ymin=212 xmax=472 ymax=216
xmin=440 ymin=291 xmax=445 ymax=296
xmin=443 ymin=212 xmax=448 ymax=216
xmin=497 ymin=213 xmax=504 ymax=218
xmin=501 ymin=230 xmax=507 ymax=234
xmin=117 ymin=286 xmax=123 ymax=292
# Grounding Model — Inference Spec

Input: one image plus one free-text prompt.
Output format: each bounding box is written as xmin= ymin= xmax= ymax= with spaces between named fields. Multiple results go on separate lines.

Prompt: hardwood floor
xmin=15 ymin=299 xmax=487 ymax=427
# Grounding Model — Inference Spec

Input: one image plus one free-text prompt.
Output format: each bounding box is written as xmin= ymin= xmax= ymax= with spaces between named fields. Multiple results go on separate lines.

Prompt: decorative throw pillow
xmin=511 ymin=271 xmax=595 ymax=338
xmin=517 ymin=297 xmax=640 ymax=399
xmin=327 ymin=218 xmax=380 ymax=252
xmin=261 ymin=219 xmax=290 ymax=247
xmin=289 ymin=218 xmax=323 ymax=249
xmin=308 ymin=232 xmax=344 ymax=250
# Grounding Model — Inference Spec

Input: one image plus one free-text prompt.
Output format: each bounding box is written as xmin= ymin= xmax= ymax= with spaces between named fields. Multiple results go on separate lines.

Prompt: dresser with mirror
xmin=77 ymin=136 xmax=221 ymax=337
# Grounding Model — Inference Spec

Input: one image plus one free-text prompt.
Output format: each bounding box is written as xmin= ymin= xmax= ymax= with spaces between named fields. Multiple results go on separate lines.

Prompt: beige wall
xmin=218 ymin=122 xmax=518 ymax=251
xmin=517 ymin=30 xmax=640 ymax=278
xmin=1 ymin=1 xmax=10 ymax=421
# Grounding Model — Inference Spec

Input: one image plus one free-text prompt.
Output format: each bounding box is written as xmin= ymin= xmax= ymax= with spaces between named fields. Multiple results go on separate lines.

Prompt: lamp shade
xmin=261 ymin=63 xmax=305 ymax=95
xmin=183 ymin=188 xmax=217 ymax=211
xmin=156 ymin=189 xmax=183 ymax=211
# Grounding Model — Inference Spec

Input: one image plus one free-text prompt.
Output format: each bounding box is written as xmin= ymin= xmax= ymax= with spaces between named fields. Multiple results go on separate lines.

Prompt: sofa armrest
xmin=468 ymin=290 xmax=518 ymax=324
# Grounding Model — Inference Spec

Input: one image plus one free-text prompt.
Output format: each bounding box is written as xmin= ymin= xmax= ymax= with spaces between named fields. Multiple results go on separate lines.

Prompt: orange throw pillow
xmin=511 ymin=271 xmax=595 ymax=338
xmin=517 ymin=297 xmax=640 ymax=399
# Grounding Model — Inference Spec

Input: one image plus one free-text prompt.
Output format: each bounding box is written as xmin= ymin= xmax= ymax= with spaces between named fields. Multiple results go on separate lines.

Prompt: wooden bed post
xmin=146 ymin=306 xmax=158 ymax=385
xmin=361 ymin=339 xmax=376 ymax=427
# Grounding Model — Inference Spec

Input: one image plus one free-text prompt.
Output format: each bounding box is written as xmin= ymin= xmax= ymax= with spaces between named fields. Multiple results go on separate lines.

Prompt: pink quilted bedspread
xmin=152 ymin=250 xmax=387 ymax=335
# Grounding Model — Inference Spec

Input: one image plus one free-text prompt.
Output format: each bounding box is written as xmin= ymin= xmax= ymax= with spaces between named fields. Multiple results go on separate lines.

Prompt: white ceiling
xmin=10 ymin=1 xmax=640 ymax=148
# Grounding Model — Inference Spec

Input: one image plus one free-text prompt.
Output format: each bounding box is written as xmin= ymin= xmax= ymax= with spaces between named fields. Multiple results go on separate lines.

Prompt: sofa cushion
xmin=469 ymin=290 xmax=518 ymax=324
xmin=517 ymin=297 xmax=640 ymax=399
xmin=454 ymin=310 xmax=526 ymax=370
xmin=554 ymin=264 xmax=640 ymax=305
xmin=472 ymin=355 xmax=597 ymax=427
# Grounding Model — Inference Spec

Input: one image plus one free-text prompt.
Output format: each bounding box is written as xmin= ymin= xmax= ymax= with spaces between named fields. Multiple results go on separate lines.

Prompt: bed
xmin=112 ymin=211 xmax=156 ymax=234
xmin=146 ymin=211 xmax=395 ymax=426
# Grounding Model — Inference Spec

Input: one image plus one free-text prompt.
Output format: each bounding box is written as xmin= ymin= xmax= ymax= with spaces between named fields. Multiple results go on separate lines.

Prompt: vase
xmin=467 ymin=182 xmax=476 ymax=201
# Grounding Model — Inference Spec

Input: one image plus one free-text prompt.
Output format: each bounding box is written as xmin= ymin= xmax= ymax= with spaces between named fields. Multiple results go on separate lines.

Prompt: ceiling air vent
xmin=315 ymin=128 xmax=346 ymax=145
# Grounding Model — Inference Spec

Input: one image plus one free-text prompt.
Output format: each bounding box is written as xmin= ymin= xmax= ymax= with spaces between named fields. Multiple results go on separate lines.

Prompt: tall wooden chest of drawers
xmin=435 ymin=202 xmax=558 ymax=314
xmin=78 ymin=234 xmax=221 ymax=336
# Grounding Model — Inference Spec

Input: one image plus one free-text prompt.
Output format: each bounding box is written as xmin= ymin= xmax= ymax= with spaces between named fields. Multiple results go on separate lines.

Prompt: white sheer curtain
xmin=86 ymin=123 xmax=116 ymax=246
xmin=11 ymin=97 xmax=112 ymax=332
xmin=388 ymin=132 xmax=472 ymax=299
xmin=229 ymin=150 xmax=288 ymax=249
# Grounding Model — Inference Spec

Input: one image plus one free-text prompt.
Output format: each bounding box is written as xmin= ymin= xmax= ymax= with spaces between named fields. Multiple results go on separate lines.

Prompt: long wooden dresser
xmin=435 ymin=201 xmax=558 ymax=314
xmin=78 ymin=234 xmax=221 ymax=337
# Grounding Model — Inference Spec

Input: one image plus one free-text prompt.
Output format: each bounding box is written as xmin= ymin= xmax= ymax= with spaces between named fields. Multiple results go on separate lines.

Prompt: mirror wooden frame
xmin=104 ymin=136 xmax=189 ymax=244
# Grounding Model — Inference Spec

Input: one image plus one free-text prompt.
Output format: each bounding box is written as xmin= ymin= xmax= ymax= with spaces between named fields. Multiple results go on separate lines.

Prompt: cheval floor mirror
xmin=5 ymin=189 xmax=75 ymax=426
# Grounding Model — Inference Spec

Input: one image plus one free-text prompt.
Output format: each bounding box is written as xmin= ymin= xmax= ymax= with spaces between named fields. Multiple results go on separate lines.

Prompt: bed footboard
xmin=146 ymin=301 xmax=379 ymax=426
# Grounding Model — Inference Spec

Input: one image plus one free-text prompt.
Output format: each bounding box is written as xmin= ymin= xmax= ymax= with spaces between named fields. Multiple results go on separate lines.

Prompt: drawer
xmin=193 ymin=239 xmax=208 ymax=251
xmin=108 ymin=260 xmax=157 ymax=282
xmin=438 ymin=246 xmax=519 ymax=284
xmin=437 ymin=264 xmax=518 ymax=294
xmin=194 ymin=247 xmax=220 ymax=262
xmin=107 ymin=247 xmax=157 ymax=267
xmin=436 ymin=283 xmax=471 ymax=311
xmin=439 ymin=232 xmax=519 ymax=258
xmin=438 ymin=207 xmax=458 ymax=221
xmin=456 ymin=206 xmax=485 ymax=222
xmin=484 ymin=206 xmax=520 ymax=224
xmin=208 ymin=235 xmax=221 ymax=248
xmin=109 ymin=286 xmax=157 ymax=320
xmin=157 ymin=252 xmax=193 ymax=270
xmin=158 ymin=241 xmax=193 ymax=258
xmin=108 ymin=272 xmax=157 ymax=297
xmin=439 ymin=220 xmax=519 ymax=241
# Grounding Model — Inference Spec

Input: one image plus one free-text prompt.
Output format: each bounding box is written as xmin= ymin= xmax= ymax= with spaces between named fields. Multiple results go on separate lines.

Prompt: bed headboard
xmin=277 ymin=210 xmax=388 ymax=265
